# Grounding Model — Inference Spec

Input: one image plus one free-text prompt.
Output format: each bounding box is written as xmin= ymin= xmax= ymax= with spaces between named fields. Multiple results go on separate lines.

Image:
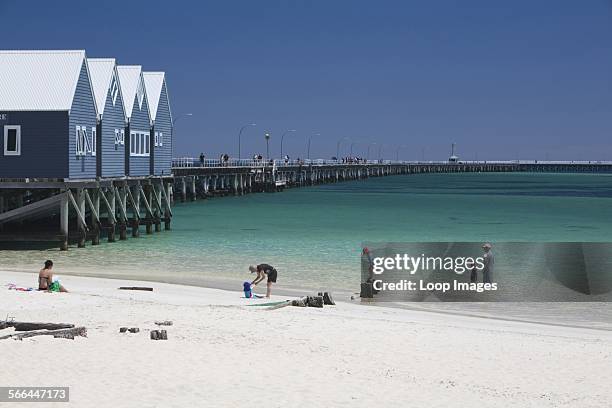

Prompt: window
xmin=154 ymin=132 xmax=164 ymax=148
xmin=110 ymin=74 xmax=119 ymax=106
xmin=130 ymin=131 xmax=150 ymax=157
xmin=76 ymin=126 xmax=88 ymax=156
xmin=91 ymin=127 xmax=97 ymax=156
xmin=3 ymin=125 xmax=21 ymax=156
xmin=120 ymin=129 xmax=125 ymax=145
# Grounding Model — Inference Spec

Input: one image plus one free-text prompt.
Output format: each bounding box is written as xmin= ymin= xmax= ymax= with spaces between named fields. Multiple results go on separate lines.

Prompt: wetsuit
xmin=257 ymin=264 xmax=277 ymax=283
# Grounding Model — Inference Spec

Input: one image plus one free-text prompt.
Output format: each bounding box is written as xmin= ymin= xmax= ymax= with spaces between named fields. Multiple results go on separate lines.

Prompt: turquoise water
xmin=2 ymin=173 xmax=612 ymax=292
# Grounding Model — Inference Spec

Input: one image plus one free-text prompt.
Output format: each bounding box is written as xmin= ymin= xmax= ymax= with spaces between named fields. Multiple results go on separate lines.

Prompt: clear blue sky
xmin=1 ymin=0 xmax=611 ymax=160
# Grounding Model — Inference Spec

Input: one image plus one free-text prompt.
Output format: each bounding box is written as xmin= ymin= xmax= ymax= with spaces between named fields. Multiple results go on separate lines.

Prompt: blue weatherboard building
xmin=143 ymin=72 xmax=173 ymax=176
xmin=88 ymin=58 xmax=127 ymax=178
xmin=117 ymin=65 xmax=152 ymax=177
xmin=0 ymin=50 xmax=98 ymax=180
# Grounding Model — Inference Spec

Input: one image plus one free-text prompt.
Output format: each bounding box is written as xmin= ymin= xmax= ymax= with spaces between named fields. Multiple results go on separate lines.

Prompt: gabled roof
xmin=0 ymin=50 xmax=90 ymax=111
xmin=88 ymin=58 xmax=118 ymax=117
xmin=117 ymin=65 xmax=145 ymax=120
xmin=142 ymin=72 xmax=165 ymax=121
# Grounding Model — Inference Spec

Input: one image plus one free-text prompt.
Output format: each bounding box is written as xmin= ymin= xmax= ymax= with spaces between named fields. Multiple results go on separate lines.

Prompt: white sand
xmin=1 ymin=270 xmax=611 ymax=408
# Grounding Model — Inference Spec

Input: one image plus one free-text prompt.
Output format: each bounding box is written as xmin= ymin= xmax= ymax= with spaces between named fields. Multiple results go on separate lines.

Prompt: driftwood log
xmin=11 ymin=322 xmax=75 ymax=332
xmin=0 ymin=327 xmax=87 ymax=341
xmin=118 ymin=287 xmax=153 ymax=291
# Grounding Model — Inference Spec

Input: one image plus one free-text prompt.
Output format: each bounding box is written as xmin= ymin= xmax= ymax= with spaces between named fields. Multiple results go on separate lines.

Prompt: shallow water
xmin=2 ymin=172 xmax=612 ymax=292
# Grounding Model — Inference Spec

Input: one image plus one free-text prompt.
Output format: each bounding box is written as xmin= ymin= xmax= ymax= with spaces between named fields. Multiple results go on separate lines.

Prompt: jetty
xmin=170 ymin=158 xmax=612 ymax=201
xmin=1 ymin=159 xmax=611 ymax=249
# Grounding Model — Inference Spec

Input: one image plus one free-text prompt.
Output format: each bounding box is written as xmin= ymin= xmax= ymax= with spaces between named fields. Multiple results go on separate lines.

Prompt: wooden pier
xmin=170 ymin=158 xmax=612 ymax=202
xmin=0 ymin=177 xmax=173 ymax=250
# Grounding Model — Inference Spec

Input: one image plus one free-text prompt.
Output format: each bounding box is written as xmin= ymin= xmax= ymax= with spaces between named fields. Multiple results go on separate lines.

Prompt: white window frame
xmin=130 ymin=131 xmax=150 ymax=157
xmin=3 ymin=125 xmax=21 ymax=156
xmin=154 ymin=131 xmax=158 ymax=147
xmin=159 ymin=132 xmax=163 ymax=147
xmin=83 ymin=128 xmax=92 ymax=154
xmin=76 ymin=126 xmax=86 ymax=156
xmin=91 ymin=127 xmax=97 ymax=156
xmin=120 ymin=129 xmax=125 ymax=145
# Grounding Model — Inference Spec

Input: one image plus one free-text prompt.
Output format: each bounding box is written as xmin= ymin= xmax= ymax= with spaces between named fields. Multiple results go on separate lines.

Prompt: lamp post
xmin=396 ymin=145 xmax=407 ymax=162
xmin=172 ymin=112 xmax=193 ymax=126
xmin=308 ymin=132 xmax=319 ymax=160
xmin=279 ymin=129 xmax=296 ymax=158
xmin=264 ymin=131 xmax=271 ymax=160
xmin=336 ymin=137 xmax=350 ymax=159
xmin=237 ymin=123 xmax=256 ymax=159
xmin=171 ymin=113 xmax=192 ymax=160
xmin=350 ymin=141 xmax=358 ymax=157
xmin=367 ymin=142 xmax=377 ymax=162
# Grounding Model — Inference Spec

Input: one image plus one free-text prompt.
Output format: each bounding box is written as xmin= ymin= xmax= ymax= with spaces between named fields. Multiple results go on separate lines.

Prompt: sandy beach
xmin=1 ymin=269 xmax=611 ymax=407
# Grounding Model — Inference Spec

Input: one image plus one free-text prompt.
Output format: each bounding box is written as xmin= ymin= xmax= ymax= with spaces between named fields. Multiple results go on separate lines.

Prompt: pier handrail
xmin=172 ymin=157 xmax=405 ymax=168
xmin=172 ymin=157 xmax=612 ymax=169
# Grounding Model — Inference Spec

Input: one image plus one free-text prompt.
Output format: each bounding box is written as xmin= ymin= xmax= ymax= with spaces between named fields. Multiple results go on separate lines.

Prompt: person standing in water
xmin=482 ymin=243 xmax=494 ymax=284
xmin=249 ymin=264 xmax=277 ymax=298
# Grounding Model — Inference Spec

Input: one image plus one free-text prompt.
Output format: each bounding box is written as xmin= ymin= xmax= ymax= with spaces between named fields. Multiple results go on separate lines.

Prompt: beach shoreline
xmin=1 ymin=269 xmax=612 ymax=407
xmin=5 ymin=266 xmax=612 ymax=330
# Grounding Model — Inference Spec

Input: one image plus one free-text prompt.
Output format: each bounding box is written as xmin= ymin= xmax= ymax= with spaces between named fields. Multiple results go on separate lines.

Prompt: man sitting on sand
xmin=38 ymin=260 xmax=68 ymax=293
xmin=249 ymin=264 xmax=277 ymax=298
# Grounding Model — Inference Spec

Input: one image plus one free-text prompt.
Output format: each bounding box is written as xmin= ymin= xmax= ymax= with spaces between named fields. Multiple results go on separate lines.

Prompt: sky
xmin=1 ymin=0 xmax=611 ymax=161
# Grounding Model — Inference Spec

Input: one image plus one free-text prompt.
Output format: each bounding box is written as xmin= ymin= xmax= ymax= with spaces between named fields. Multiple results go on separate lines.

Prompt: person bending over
xmin=249 ymin=264 xmax=277 ymax=298
xmin=38 ymin=260 xmax=68 ymax=293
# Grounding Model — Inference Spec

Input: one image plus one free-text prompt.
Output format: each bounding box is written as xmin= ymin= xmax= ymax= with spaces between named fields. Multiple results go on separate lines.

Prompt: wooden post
xmin=108 ymin=188 xmax=116 ymax=242
xmin=155 ymin=182 xmax=162 ymax=232
xmin=128 ymin=185 xmax=140 ymax=238
xmin=181 ymin=177 xmax=187 ymax=202
xmin=146 ymin=191 xmax=153 ymax=234
xmin=191 ymin=176 xmax=197 ymax=201
xmin=77 ymin=189 xmax=86 ymax=248
xmin=0 ymin=195 xmax=4 ymax=232
xmin=87 ymin=189 xmax=100 ymax=246
xmin=119 ymin=186 xmax=128 ymax=240
xmin=164 ymin=182 xmax=172 ymax=230
xmin=60 ymin=192 xmax=69 ymax=251
xmin=140 ymin=184 xmax=154 ymax=235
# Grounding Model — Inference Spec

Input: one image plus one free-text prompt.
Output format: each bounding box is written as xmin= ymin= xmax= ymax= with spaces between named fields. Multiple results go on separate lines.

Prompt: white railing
xmin=172 ymin=157 xmax=612 ymax=169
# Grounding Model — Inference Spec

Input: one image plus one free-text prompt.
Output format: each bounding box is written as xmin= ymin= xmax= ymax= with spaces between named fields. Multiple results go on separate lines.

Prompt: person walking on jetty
xmin=482 ymin=243 xmax=494 ymax=284
xmin=249 ymin=264 xmax=278 ymax=298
